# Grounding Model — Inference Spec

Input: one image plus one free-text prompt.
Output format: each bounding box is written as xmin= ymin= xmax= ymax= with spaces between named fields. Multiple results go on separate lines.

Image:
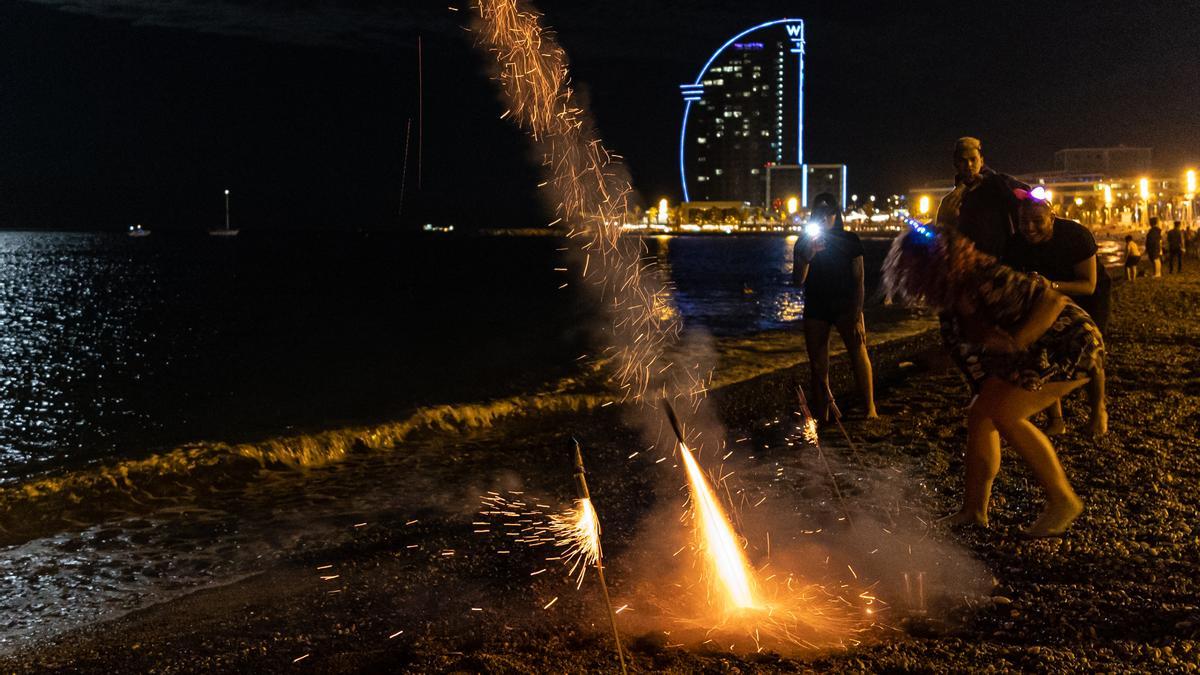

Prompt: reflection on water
xmin=644 ymin=234 xmax=892 ymax=336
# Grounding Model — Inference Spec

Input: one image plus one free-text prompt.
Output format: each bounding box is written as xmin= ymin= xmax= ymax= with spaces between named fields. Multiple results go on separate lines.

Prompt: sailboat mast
xmin=417 ymin=34 xmax=423 ymax=191
xmin=399 ymin=117 xmax=412 ymax=219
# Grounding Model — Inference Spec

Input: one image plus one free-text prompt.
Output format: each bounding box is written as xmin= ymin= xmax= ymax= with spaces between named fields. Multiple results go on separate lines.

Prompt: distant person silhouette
xmin=1146 ymin=217 xmax=1163 ymax=277
xmin=1124 ymin=235 xmax=1141 ymax=281
xmin=1167 ymin=220 xmax=1186 ymax=273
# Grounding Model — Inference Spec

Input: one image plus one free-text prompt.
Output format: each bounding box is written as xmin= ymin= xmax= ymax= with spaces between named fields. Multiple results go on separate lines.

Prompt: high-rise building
xmin=679 ymin=19 xmax=805 ymax=206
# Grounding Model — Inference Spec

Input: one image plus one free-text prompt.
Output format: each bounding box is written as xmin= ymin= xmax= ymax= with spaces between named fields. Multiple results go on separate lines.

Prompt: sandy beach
xmin=4 ymin=268 xmax=1199 ymax=673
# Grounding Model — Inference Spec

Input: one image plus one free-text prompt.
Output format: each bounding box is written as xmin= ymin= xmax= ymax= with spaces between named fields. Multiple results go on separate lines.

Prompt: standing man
xmin=1006 ymin=194 xmax=1110 ymax=436
xmin=1167 ymin=220 xmax=1186 ymax=273
xmin=1145 ymin=217 xmax=1164 ymax=277
xmin=935 ymin=137 xmax=1031 ymax=258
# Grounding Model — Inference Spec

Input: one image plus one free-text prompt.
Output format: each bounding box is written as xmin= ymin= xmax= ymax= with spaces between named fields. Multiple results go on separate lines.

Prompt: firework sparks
xmin=477 ymin=492 xmax=598 ymax=588
xmin=679 ymin=442 xmax=757 ymax=610
xmin=546 ymin=497 xmax=601 ymax=588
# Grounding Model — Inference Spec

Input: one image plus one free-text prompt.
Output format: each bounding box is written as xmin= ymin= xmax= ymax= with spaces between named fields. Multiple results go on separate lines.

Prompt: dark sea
xmin=0 ymin=230 xmax=893 ymax=648
xmin=0 ymin=230 xmax=896 ymax=482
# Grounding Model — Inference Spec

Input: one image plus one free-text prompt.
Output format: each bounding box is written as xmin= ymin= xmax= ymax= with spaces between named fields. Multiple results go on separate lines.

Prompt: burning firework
xmin=476 ymin=441 xmax=626 ymax=672
xmin=477 ymin=492 xmax=599 ymax=588
xmin=471 ymin=0 xmax=878 ymax=653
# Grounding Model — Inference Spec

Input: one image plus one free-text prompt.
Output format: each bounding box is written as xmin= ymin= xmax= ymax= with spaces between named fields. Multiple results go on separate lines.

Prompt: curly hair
xmin=882 ymin=226 xmax=998 ymax=311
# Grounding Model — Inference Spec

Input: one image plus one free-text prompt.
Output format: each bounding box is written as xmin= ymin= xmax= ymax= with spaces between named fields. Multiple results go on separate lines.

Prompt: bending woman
xmin=883 ymin=224 xmax=1103 ymax=537
xmin=793 ymin=193 xmax=878 ymax=422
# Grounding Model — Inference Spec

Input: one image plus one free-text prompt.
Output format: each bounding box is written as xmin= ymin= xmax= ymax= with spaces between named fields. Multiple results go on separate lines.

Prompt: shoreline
xmin=4 ymin=270 xmax=1199 ymax=671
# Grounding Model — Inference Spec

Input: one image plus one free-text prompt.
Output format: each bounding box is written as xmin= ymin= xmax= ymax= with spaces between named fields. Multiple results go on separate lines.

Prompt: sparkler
xmin=571 ymin=440 xmax=627 ymax=674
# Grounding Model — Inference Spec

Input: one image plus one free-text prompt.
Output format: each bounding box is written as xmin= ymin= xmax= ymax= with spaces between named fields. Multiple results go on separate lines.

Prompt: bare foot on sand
xmin=940 ymin=509 xmax=988 ymax=528
xmin=1087 ymin=408 xmax=1108 ymax=437
xmin=1045 ymin=416 xmax=1066 ymax=436
xmin=1024 ymin=496 xmax=1083 ymax=538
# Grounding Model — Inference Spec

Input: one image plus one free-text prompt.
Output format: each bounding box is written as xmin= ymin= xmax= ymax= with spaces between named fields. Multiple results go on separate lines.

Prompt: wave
xmin=0 ymin=382 xmax=609 ymax=548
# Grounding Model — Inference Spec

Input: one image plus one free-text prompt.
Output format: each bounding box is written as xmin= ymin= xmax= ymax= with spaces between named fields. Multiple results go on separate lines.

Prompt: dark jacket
xmin=956 ymin=167 xmax=1031 ymax=258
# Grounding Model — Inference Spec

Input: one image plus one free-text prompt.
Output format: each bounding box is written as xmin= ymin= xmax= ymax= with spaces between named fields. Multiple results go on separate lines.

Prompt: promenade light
xmin=917 ymin=195 xmax=930 ymax=215
xmin=1074 ymin=197 xmax=1084 ymax=206
xmin=1139 ymin=178 xmax=1150 ymax=202
xmin=786 ymin=196 xmax=798 ymax=214
xmin=1186 ymin=169 xmax=1196 ymax=198
xmin=1103 ymin=184 xmax=1113 ymax=206
xmin=658 ymin=198 xmax=669 ymax=225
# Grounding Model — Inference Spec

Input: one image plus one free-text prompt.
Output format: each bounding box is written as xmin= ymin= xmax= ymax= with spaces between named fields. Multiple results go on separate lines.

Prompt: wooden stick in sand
xmin=572 ymin=439 xmax=627 ymax=675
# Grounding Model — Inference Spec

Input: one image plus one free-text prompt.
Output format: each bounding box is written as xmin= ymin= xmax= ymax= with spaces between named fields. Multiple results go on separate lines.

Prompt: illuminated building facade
xmin=680 ymin=19 xmax=804 ymax=206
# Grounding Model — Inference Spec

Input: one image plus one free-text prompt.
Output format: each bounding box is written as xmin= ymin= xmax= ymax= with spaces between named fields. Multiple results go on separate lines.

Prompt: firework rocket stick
xmin=661 ymin=398 xmax=686 ymax=445
xmin=573 ymin=440 xmax=627 ymax=675
xmin=823 ymin=383 xmax=865 ymax=465
xmin=796 ymin=386 xmax=854 ymax=528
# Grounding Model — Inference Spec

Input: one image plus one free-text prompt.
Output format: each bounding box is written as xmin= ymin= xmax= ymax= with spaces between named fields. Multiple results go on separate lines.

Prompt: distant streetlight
xmin=1103 ymin=184 xmax=1113 ymax=206
xmin=1186 ymin=169 xmax=1196 ymax=198
xmin=786 ymin=196 xmax=799 ymax=215
xmin=658 ymin=197 xmax=669 ymax=225
xmin=1139 ymin=178 xmax=1150 ymax=201
xmin=1074 ymin=197 xmax=1084 ymax=206
xmin=917 ymin=195 xmax=931 ymax=216
xmin=224 ymin=189 xmax=231 ymax=229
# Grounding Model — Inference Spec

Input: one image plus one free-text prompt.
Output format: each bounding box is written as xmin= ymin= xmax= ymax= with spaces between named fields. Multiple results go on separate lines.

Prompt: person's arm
xmin=793 ymin=240 xmax=811 ymax=286
xmin=1051 ymin=256 xmax=1097 ymax=296
xmin=1007 ymin=290 xmax=1068 ymax=350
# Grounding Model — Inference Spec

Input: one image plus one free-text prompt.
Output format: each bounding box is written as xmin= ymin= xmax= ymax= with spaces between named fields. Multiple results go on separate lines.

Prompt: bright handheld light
xmin=804 ymin=222 xmax=822 ymax=238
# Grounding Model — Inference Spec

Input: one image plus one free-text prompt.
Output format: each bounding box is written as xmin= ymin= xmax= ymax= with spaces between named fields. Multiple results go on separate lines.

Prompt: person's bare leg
xmin=985 ymin=378 xmax=1087 ymax=536
xmin=804 ymin=319 xmax=833 ymax=421
xmin=1045 ymin=399 xmax=1066 ymax=436
xmin=1154 ymin=258 xmax=1162 ymax=277
xmin=1086 ymin=361 xmax=1107 ymax=437
xmin=836 ymin=314 xmax=877 ymax=418
xmin=945 ymin=394 xmax=1001 ymax=526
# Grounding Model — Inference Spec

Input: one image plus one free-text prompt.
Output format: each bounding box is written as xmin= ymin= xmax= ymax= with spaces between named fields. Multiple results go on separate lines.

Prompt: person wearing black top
xmin=793 ymin=193 xmax=877 ymax=422
xmin=936 ymin=137 xmax=1030 ymax=258
xmin=1167 ymin=220 xmax=1186 ymax=273
xmin=1146 ymin=217 xmax=1163 ymax=277
xmin=1007 ymin=195 xmax=1108 ymax=436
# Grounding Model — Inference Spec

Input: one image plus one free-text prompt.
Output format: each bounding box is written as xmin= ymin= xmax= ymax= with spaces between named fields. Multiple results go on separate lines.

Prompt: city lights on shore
xmin=1139 ymin=177 xmax=1151 ymax=202
xmin=786 ymin=196 xmax=799 ymax=215
xmin=1186 ymin=169 xmax=1196 ymax=198
xmin=917 ymin=195 xmax=930 ymax=216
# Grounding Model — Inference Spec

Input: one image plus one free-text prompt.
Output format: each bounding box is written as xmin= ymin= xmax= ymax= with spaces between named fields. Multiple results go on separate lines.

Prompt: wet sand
xmin=4 ymin=269 xmax=1199 ymax=672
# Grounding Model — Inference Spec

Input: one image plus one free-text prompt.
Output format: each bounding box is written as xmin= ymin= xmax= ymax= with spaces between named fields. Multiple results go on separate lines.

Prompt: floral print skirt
xmin=941 ymin=302 xmax=1105 ymax=393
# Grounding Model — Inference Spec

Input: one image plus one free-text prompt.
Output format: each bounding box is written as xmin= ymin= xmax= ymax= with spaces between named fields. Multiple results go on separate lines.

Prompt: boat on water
xmin=209 ymin=188 xmax=240 ymax=236
xmin=128 ymin=224 xmax=151 ymax=237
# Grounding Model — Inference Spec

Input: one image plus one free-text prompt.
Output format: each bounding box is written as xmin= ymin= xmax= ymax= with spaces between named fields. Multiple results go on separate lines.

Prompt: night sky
xmin=2 ymin=0 xmax=1199 ymax=230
